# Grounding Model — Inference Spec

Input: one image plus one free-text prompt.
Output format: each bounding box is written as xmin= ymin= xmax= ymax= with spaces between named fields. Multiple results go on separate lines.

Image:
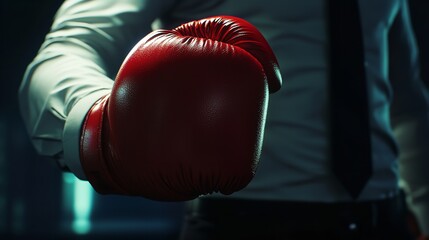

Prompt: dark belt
xmin=186 ymin=192 xmax=409 ymax=233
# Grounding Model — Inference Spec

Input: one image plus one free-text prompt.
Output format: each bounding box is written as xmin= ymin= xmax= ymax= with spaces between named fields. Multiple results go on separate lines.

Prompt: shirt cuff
xmin=63 ymin=90 xmax=111 ymax=180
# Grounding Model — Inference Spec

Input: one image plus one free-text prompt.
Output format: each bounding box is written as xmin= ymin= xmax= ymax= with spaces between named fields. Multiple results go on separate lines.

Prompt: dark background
xmin=0 ymin=0 xmax=427 ymax=239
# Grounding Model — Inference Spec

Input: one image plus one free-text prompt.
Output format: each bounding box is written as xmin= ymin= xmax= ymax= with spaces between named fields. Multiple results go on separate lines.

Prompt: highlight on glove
xmin=80 ymin=16 xmax=282 ymax=201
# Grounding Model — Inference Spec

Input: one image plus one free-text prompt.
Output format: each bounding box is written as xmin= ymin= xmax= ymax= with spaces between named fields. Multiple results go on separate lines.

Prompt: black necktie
xmin=328 ymin=0 xmax=372 ymax=199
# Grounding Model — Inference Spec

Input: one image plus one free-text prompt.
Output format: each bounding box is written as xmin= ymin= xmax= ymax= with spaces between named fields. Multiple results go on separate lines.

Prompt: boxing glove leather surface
xmin=80 ymin=16 xmax=282 ymax=201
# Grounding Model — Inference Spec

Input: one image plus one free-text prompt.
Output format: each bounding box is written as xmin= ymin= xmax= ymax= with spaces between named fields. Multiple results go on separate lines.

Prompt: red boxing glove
xmin=80 ymin=16 xmax=282 ymax=201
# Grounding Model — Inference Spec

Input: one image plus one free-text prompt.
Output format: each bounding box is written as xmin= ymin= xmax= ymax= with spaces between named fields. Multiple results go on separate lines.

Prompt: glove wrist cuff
xmin=80 ymin=94 xmax=128 ymax=195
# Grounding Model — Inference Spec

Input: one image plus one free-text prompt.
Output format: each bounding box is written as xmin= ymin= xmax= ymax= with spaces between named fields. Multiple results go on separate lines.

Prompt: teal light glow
xmin=62 ymin=173 xmax=94 ymax=235
xmin=72 ymin=178 xmax=93 ymax=234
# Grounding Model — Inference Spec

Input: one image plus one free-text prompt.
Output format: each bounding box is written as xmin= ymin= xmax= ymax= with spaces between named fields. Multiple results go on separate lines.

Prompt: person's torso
xmin=158 ymin=0 xmax=402 ymax=201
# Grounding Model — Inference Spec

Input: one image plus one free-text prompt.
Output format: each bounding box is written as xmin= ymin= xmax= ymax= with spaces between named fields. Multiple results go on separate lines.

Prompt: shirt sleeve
xmin=18 ymin=0 xmax=176 ymax=180
xmin=389 ymin=0 xmax=429 ymax=234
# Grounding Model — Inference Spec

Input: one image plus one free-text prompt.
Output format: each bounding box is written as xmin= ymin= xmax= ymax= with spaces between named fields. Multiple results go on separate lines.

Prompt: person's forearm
xmin=18 ymin=0 xmax=172 ymax=178
xmin=394 ymin=113 xmax=429 ymax=235
xmin=19 ymin=40 xmax=114 ymax=178
xmin=388 ymin=0 xmax=429 ymax=234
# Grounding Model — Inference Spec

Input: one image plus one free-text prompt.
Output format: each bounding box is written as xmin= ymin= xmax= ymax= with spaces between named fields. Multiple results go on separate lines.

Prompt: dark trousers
xmin=179 ymin=195 xmax=414 ymax=240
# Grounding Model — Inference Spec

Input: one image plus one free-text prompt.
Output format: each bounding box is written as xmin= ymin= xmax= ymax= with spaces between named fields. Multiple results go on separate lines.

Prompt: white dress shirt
xmin=18 ymin=0 xmax=429 ymax=233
